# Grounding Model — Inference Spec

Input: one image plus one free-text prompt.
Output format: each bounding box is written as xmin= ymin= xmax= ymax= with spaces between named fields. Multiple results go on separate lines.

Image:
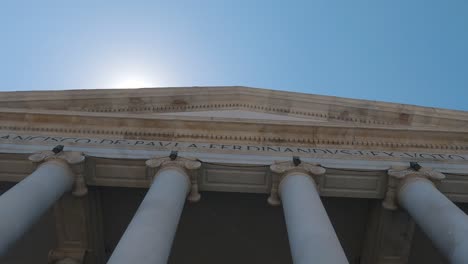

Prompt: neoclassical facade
xmin=0 ymin=86 xmax=468 ymax=264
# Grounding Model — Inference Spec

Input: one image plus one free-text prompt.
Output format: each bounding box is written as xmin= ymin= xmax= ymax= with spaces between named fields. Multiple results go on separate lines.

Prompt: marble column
xmin=107 ymin=157 xmax=201 ymax=264
xmin=387 ymin=166 xmax=468 ymax=264
xmin=270 ymin=161 xmax=348 ymax=264
xmin=0 ymin=151 xmax=84 ymax=257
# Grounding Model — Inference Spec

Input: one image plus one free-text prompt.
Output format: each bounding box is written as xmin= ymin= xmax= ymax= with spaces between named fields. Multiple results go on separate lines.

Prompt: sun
xmin=112 ymin=75 xmax=154 ymax=89
xmin=117 ymin=79 xmax=148 ymax=88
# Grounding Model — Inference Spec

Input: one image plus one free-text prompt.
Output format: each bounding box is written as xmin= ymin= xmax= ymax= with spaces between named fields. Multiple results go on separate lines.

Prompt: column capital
xmin=146 ymin=156 xmax=202 ymax=202
xmin=268 ymin=160 xmax=325 ymax=206
xmin=145 ymin=156 xmax=201 ymax=171
xmin=388 ymin=165 xmax=445 ymax=181
xmin=383 ymin=165 xmax=445 ymax=210
xmin=29 ymin=150 xmax=87 ymax=197
xmin=270 ymin=160 xmax=326 ymax=176
xmin=29 ymin=150 xmax=85 ymax=165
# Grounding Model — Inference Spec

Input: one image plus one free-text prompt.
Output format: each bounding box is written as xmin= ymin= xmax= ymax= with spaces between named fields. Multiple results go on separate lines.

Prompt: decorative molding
xmin=2 ymin=125 xmax=468 ymax=151
xmin=28 ymin=151 xmax=88 ymax=197
xmin=145 ymin=156 xmax=202 ymax=202
xmin=383 ymin=166 xmax=446 ymax=210
xmin=83 ymin=103 xmax=392 ymax=125
xmin=2 ymin=153 xmax=468 ymax=202
xmin=268 ymin=161 xmax=326 ymax=206
xmin=270 ymin=161 xmax=326 ymax=175
xmin=29 ymin=150 xmax=85 ymax=165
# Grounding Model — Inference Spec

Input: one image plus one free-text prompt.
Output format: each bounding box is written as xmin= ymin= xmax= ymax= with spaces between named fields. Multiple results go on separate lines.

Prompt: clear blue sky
xmin=1 ymin=1 xmax=467 ymax=110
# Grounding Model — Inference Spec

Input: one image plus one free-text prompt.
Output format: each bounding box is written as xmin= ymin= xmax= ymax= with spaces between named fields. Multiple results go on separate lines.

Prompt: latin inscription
xmin=0 ymin=133 xmax=466 ymax=161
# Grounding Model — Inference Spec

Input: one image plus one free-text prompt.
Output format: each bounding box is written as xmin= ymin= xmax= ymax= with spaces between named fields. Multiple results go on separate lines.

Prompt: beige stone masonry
xmin=268 ymin=160 xmax=325 ymax=205
xmin=29 ymin=150 xmax=87 ymax=197
xmin=383 ymin=165 xmax=445 ymax=210
xmin=146 ymin=156 xmax=202 ymax=202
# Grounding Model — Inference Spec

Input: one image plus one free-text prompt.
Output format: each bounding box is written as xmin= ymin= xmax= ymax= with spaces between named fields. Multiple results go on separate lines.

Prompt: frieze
xmin=1 ymin=125 xmax=467 ymax=151
xmin=1 ymin=133 xmax=467 ymax=162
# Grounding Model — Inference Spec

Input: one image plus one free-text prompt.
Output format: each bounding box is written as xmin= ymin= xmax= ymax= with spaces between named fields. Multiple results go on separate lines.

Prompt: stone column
xmin=270 ymin=161 xmax=348 ymax=264
xmin=0 ymin=151 xmax=85 ymax=257
xmin=385 ymin=166 xmax=468 ymax=264
xmin=107 ymin=156 xmax=201 ymax=264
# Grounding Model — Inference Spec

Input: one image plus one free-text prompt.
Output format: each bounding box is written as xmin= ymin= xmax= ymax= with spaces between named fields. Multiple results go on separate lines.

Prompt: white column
xmin=397 ymin=175 xmax=468 ymax=264
xmin=107 ymin=157 xmax=200 ymax=264
xmin=0 ymin=159 xmax=74 ymax=256
xmin=271 ymin=162 xmax=348 ymax=264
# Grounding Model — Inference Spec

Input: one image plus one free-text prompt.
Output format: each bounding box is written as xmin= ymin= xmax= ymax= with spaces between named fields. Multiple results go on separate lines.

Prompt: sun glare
xmin=112 ymin=75 xmax=155 ymax=89
xmin=115 ymin=79 xmax=148 ymax=88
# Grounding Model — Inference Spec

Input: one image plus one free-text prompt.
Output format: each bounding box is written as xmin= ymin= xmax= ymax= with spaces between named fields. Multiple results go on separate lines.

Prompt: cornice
xmin=1 ymin=86 xmax=468 ymax=128
xmin=3 ymin=107 xmax=468 ymax=133
xmin=1 ymin=87 xmax=468 ymax=151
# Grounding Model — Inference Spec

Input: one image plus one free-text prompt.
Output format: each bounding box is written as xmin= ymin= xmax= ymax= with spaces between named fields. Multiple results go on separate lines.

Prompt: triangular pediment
xmin=0 ymin=86 xmax=467 ymax=129
xmin=155 ymin=109 xmax=319 ymax=122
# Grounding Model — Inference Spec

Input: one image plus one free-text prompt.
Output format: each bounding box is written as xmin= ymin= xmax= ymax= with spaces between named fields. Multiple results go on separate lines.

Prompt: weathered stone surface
xmin=1 ymin=86 xmax=468 ymax=264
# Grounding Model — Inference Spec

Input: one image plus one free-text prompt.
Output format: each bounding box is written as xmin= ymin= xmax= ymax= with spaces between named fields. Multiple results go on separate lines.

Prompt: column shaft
xmin=280 ymin=173 xmax=348 ymax=264
xmin=398 ymin=178 xmax=468 ymax=264
xmin=0 ymin=160 xmax=74 ymax=255
xmin=107 ymin=167 xmax=190 ymax=264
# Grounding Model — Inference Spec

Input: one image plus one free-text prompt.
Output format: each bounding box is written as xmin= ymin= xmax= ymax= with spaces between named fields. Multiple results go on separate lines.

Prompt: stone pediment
xmin=154 ymin=109 xmax=319 ymax=122
xmin=1 ymin=86 xmax=468 ymax=153
xmin=1 ymin=86 xmax=468 ymax=129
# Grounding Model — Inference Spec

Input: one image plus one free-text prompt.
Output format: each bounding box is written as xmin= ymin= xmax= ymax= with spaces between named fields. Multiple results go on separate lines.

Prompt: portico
xmin=1 ymin=86 xmax=468 ymax=264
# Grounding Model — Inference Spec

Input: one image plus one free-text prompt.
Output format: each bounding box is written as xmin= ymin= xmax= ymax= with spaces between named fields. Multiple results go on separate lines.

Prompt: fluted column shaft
xmin=398 ymin=177 xmax=468 ymax=264
xmin=0 ymin=160 xmax=74 ymax=256
xmin=107 ymin=166 xmax=191 ymax=264
xmin=280 ymin=172 xmax=348 ymax=264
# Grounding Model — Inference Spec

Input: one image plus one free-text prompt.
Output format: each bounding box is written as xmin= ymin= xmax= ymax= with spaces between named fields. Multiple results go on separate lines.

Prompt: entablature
xmin=1 ymin=86 xmax=468 ymax=129
xmin=1 ymin=108 xmax=468 ymax=152
xmin=1 ymin=137 xmax=468 ymax=203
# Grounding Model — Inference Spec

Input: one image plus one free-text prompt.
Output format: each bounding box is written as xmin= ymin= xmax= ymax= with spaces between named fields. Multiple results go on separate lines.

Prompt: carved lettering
xmin=0 ymin=133 xmax=466 ymax=162
xmin=449 ymin=154 xmax=465 ymax=160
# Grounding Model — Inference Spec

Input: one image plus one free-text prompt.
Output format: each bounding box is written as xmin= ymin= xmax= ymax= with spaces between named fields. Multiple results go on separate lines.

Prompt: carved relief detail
xmin=28 ymin=151 xmax=88 ymax=197
xmin=383 ymin=166 xmax=445 ymax=210
xmin=29 ymin=150 xmax=85 ymax=165
xmin=2 ymin=125 xmax=466 ymax=150
xmin=387 ymin=166 xmax=445 ymax=180
xmin=270 ymin=161 xmax=326 ymax=175
xmin=145 ymin=156 xmax=202 ymax=202
xmin=268 ymin=161 xmax=326 ymax=206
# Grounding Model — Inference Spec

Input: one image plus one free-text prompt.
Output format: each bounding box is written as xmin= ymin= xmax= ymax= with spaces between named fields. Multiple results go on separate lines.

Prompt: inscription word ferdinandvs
xmin=1 ymin=133 xmax=466 ymax=162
